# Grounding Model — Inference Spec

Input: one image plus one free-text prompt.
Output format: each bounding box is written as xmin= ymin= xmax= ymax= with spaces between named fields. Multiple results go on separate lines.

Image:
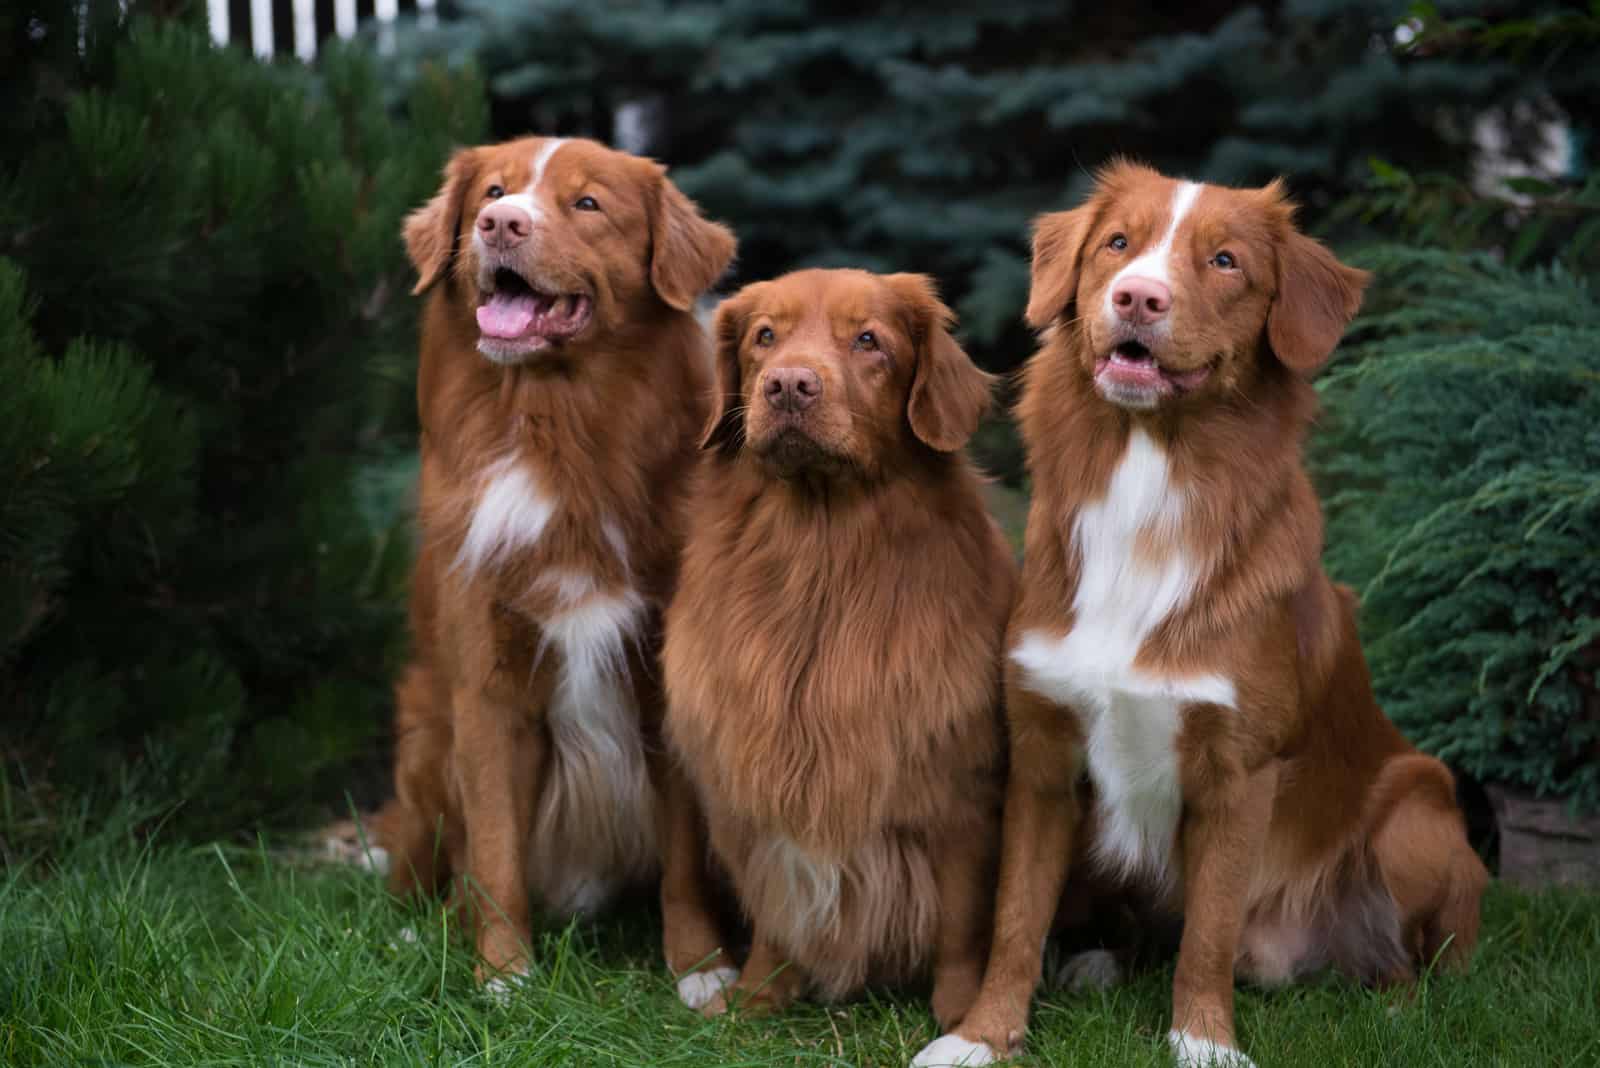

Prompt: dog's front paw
xmin=479 ymin=967 xmax=529 ymax=1008
xmin=698 ymin=987 xmax=734 ymax=1018
xmin=676 ymin=966 xmax=739 ymax=1011
xmin=911 ymin=1034 xmax=999 ymax=1067
xmin=1169 ymin=1030 xmax=1257 ymax=1068
xmin=320 ymin=820 xmax=389 ymax=875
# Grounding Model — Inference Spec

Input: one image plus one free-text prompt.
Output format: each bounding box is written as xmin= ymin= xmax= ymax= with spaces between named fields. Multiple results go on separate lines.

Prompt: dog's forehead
xmin=1096 ymin=165 xmax=1182 ymax=224
xmin=1086 ymin=168 xmax=1291 ymax=276
xmin=758 ymin=271 xmax=901 ymax=332
xmin=541 ymin=139 xmax=646 ymax=190
xmin=471 ymin=137 xmax=644 ymax=195
xmin=1186 ymin=184 xmax=1287 ymax=256
xmin=739 ymin=277 xmax=806 ymax=323
xmin=473 ymin=140 xmax=538 ymax=187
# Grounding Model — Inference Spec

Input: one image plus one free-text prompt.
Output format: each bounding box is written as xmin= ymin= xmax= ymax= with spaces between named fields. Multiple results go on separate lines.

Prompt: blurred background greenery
xmin=0 ymin=0 xmax=1595 ymax=860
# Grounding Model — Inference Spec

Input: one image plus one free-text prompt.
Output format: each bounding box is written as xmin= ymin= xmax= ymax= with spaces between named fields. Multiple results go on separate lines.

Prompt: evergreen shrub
xmin=0 ymin=8 xmax=485 ymax=836
xmin=1314 ymin=246 xmax=1600 ymax=811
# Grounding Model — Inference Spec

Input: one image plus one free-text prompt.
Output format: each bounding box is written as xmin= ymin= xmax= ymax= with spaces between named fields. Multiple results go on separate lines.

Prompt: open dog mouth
xmin=1095 ymin=340 xmax=1212 ymax=396
xmin=476 ymin=268 xmax=592 ymax=346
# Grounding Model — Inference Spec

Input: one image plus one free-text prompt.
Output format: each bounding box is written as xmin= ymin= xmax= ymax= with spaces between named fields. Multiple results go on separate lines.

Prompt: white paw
xmin=911 ymin=1034 xmax=998 ymax=1067
xmin=1055 ymin=948 xmax=1124 ymax=991
xmin=322 ymin=833 xmax=389 ymax=875
xmin=482 ymin=970 xmax=528 ymax=1007
xmin=386 ymin=925 xmax=420 ymax=950
xmin=676 ymin=966 xmax=739 ymax=1010
xmin=1169 ymin=1030 xmax=1257 ymax=1068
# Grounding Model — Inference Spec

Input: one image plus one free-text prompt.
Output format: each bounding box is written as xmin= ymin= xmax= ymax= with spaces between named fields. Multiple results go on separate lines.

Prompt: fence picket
xmin=202 ymin=0 xmax=416 ymax=58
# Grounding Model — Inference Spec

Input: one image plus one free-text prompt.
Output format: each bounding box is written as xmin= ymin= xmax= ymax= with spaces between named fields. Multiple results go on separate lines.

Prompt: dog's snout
xmin=1111 ymin=276 xmax=1172 ymax=325
xmin=477 ymin=202 xmax=533 ymax=250
xmin=763 ymin=367 xmax=822 ymax=412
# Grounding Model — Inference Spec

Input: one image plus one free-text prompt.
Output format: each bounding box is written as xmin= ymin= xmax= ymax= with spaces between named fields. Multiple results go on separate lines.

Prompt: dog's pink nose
xmin=477 ymin=202 xmax=532 ymax=249
xmin=1111 ymin=276 xmax=1172 ymax=324
xmin=764 ymin=367 xmax=821 ymax=412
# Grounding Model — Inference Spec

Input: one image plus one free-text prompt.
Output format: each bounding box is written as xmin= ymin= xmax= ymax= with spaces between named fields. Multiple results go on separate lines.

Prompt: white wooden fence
xmin=205 ymin=0 xmax=437 ymax=60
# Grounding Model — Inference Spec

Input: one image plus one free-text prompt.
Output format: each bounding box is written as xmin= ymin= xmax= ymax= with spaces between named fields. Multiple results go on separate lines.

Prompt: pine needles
xmin=1315 ymin=247 xmax=1600 ymax=810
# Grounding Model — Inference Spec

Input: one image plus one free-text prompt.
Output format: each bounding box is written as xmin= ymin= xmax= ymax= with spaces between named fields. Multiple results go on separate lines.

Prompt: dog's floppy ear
xmin=404 ymin=148 xmax=477 ymax=296
xmin=887 ymin=273 xmax=995 ymax=453
xmin=1267 ymin=222 xmax=1370 ymax=374
xmin=651 ymin=170 xmax=737 ymax=312
xmin=1025 ymin=205 xmax=1096 ymax=330
xmin=702 ymin=285 xmax=758 ymax=451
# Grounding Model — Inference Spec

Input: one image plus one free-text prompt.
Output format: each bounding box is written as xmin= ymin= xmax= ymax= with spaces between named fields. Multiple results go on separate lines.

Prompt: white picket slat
xmin=206 ymin=0 xmax=229 ymax=46
xmin=293 ymin=0 xmax=317 ymax=61
xmin=249 ymin=0 xmax=273 ymax=59
xmin=334 ymin=0 xmax=358 ymax=41
xmin=375 ymin=0 xmax=398 ymax=55
xmin=206 ymin=0 xmax=415 ymax=60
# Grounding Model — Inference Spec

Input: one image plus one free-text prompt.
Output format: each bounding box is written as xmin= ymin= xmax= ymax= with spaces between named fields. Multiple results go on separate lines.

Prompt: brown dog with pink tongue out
xmin=915 ymin=162 xmax=1485 ymax=1068
xmin=368 ymin=135 xmax=738 ymax=997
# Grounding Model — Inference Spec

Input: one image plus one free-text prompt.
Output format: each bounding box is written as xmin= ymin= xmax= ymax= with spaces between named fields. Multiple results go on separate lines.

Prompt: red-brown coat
xmin=920 ymin=163 xmax=1486 ymax=1068
xmin=370 ymin=136 xmax=736 ymax=986
xmin=663 ymin=270 xmax=1016 ymax=1026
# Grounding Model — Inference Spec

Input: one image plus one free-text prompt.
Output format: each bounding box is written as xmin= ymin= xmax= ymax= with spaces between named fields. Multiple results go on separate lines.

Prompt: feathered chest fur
xmin=664 ymin=473 xmax=1004 ymax=858
xmin=1012 ymin=428 xmax=1234 ymax=889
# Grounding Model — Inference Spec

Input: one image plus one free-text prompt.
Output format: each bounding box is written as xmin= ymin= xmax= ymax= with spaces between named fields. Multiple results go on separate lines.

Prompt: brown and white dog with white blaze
xmin=369 ymin=135 xmax=737 ymax=996
xmin=661 ymin=269 xmax=1016 ymax=1024
xmin=914 ymin=163 xmax=1487 ymax=1068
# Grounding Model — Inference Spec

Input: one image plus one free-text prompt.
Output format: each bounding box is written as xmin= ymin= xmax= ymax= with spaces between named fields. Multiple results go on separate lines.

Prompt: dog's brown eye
xmin=1109 ymin=233 xmax=1128 ymax=252
xmin=574 ymin=196 xmax=600 ymax=212
xmin=485 ymin=184 xmax=505 ymax=199
xmin=755 ymin=326 xmax=775 ymax=346
xmin=1212 ymin=250 xmax=1238 ymax=270
xmin=855 ymin=331 xmax=879 ymax=351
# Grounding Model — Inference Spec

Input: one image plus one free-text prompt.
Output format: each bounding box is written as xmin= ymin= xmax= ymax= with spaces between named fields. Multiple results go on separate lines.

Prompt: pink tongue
xmin=477 ymin=290 xmax=538 ymax=339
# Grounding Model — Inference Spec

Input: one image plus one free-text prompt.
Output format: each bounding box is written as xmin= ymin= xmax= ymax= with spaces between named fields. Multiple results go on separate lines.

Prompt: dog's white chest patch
xmin=1011 ymin=429 xmax=1235 ymax=887
xmin=528 ymin=584 xmax=658 ymax=915
xmin=456 ymin=455 xmax=556 ymax=575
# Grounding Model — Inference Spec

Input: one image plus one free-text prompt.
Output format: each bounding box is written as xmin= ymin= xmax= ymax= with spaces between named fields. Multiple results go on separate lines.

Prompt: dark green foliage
xmin=393 ymin=0 xmax=1600 ymax=806
xmin=0 ymin=7 xmax=486 ymax=836
xmin=1333 ymin=3 xmax=1600 ymax=271
xmin=2 ymin=0 xmax=1595 ymax=837
xmin=1315 ymin=5 xmax=1600 ymax=811
xmin=1314 ymin=247 xmax=1600 ymax=811
xmin=1344 ymin=160 xmax=1600 ymax=270
xmin=395 ymin=0 xmax=1570 ymax=380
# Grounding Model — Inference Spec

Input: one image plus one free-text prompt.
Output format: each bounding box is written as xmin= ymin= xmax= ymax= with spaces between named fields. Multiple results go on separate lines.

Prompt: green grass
xmin=2 ymin=824 xmax=1597 ymax=1067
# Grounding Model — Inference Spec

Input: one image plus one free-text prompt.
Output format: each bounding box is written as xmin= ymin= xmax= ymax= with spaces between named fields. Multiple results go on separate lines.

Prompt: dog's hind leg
xmin=1369 ymin=753 xmax=1488 ymax=977
xmin=377 ymin=661 xmax=460 ymax=899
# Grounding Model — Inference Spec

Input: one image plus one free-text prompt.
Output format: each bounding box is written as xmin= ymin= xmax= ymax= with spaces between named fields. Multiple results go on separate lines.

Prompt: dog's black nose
xmin=763 ymin=367 xmax=821 ymax=412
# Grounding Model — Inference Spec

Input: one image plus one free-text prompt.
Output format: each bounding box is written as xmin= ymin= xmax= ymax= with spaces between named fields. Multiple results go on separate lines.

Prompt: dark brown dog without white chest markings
xmin=367 ymin=135 xmax=736 ymax=991
xmin=915 ymin=162 xmax=1487 ymax=1068
xmin=661 ymin=269 xmax=1018 ymax=1025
